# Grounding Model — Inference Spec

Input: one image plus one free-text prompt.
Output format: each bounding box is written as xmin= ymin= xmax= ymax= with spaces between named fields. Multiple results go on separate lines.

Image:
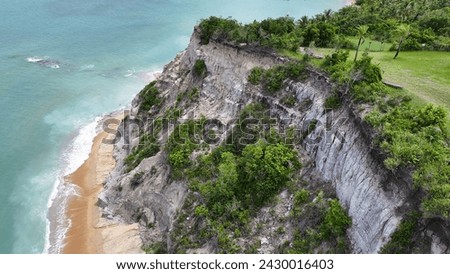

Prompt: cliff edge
xmin=98 ymin=28 xmax=450 ymax=254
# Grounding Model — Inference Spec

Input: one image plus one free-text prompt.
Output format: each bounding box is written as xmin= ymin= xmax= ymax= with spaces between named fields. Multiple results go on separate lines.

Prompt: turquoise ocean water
xmin=0 ymin=0 xmax=346 ymax=253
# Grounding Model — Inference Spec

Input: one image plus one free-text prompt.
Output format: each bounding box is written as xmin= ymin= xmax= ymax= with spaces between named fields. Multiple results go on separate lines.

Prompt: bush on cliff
xmin=139 ymin=81 xmax=162 ymax=112
xmin=124 ymin=134 xmax=160 ymax=172
xmin=247 ymin=61 xmax=306 ymax=94
xmin=193 ymin=59 xmax=207 ymax=77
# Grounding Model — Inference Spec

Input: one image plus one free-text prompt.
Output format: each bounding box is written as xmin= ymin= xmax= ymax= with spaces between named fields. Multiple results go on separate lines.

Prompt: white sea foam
xmin=44 ymin=117 xmax=101 ymax=254
xmin=43 ymin=69 xmax=161 ymax=253
xmin=124 ymin=68 xmax=136 ymax=78
xmin=137 ymin=69 xmax=162 ymax=82
xmin=79 ymin=64 xmax=95 ymax=71
xmin=26 ymin=56 xmax=45 ymax=63
xmin=26 ymin=56 xmax=60 ymax=69
xmin=48 ymin=63 xmax=60 ymax=69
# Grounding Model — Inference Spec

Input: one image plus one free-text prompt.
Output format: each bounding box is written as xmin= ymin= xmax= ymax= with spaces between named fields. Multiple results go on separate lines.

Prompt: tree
xmin=298 ymin=16 xmax=309 ymax=27
xmin=354 ymin=25 xmax=369 ymax=62
xmin=238 ymin=141 xmax=299 ymax=207
xmin=393 ymin=24 xmax=411 ymax=59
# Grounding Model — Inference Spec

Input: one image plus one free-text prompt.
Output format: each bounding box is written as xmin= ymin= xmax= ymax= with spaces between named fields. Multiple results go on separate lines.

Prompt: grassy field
xmin=314 ymin=48 xmax=450 ymax=111
xmin=346 ymin=37 xmax=393 ymax=52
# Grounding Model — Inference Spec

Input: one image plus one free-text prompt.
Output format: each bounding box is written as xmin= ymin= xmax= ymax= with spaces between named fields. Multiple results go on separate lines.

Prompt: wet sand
xmin=63 ymin=113 xmax=143 ymax=254
xmin=63 ymin=123 xmax=115 ymax=253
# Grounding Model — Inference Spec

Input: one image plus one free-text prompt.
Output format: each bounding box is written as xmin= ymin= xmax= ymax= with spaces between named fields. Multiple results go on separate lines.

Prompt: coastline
xmin=62 ymin=112 xmax=143 ymax=254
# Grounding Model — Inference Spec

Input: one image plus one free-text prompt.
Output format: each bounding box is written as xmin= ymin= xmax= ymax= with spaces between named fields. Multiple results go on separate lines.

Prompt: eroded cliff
xmin=99 ymin=29 xmax=449 ymax=254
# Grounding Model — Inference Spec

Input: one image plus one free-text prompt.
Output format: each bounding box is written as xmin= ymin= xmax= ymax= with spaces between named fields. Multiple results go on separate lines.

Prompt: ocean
xmin=0 ymin=0 xmax=346 ymax=253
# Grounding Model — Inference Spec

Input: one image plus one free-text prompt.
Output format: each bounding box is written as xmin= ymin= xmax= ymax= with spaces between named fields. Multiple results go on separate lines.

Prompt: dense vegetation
xmin=380 ymin=212 xmax=421 ymax=253
xmin=139 ymin=81 xmax=162 ymax=112
xmin=133 ymin=0 xmax=450 ymax=253
xmin=167 ymin=105 xmax=298 ymax=252
xmin=193 ymin=59 xmax=207 ymax=77
xmin=124 ymin=134 xmax=160 ymax=172
xmin=315 ymin=45 xmax=450 ymax=219
xmin=248 ymin=61 xmax=307 ymax=94
xmin=367 ymin=104 xmax=450 ymax=217
xmin=281 ymin=192 xmax=351 ymax=253
xmin=198 ymin=0 xmax=449 ymax=52
xmin=198 ymin=0 xmax=450 ymax=244
xmin=166 ymin=104 xmax=350 ymax=253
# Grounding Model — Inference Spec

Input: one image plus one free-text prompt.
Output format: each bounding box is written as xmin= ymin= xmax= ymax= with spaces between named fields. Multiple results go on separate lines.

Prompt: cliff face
xmin=100 ymin=30 xmax=446 ymax=253
xmin=286 ymin=81 xmax=407 ymax=253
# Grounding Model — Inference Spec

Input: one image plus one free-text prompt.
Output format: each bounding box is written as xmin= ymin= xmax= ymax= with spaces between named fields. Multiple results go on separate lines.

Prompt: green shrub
xmin=281 ymin=95 xmax=297 ymax=107
xmin=194 ymin=205 xmax=209 ymax=217
xmin=198 ymin=16 xmax=241 ymax=44
xmin=188 ymin=88 xmax=200 ymax=101
xmin=320 ymin=199 xmax=352 ymax=239
xmin=164 ymin=107 xmax=182 ymax=120
xmin=167 ymin=119 xmax=206 ymax=177
xmin=248 ymin=67 xmax=264 ymax=85
xmin=263 ymin=66 xmax=287 ymax=93
xmin=143 ymin=242 xmax=167 ymax=254
xmin=140 ymin=81 xmax=162 ymax=112
xmin=284 ymin=62 xmax=307 ymax=79
xmin=287 ymin=196 xmax=351 ymax=254
xmin=322 ymin=50 xmax=349 ymax=68
xmin=193 ymin=59 xmax=207 ymax=77
xmin=226 ymin=102 xmax=273 ymax=154
xmin=190 ymin=139 xmax=300 ymax=251
xmin=321 ymin=50 xmax=351 ymax=84
xmin=370 ymin=103 xmax=450 ymax=218
xmin=294 ymin=189 xmax=310 ymax=205
xmin=352 ymin=53 xmax=382 ymax=84
xmin=380 ymin=212 xmax=420 ymax=254
xmin=238 ymin=140 xmax=300 ymax=207
xmin=324 ymin=93 xmax=342 ymax=110
xmin=124 ymin=134 xmax=160 ymax=171
xmin=351 ymin=82 xmax=387 ymax=103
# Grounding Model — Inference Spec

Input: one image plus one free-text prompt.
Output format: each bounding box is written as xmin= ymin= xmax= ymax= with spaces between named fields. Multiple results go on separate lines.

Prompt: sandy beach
xmin=63 ymin=113 xmax=143 ymax=254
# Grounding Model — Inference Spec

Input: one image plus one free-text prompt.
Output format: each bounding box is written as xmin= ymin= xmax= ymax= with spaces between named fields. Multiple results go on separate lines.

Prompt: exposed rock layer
xmin=101 ymin=30 xmax=448 ymax=253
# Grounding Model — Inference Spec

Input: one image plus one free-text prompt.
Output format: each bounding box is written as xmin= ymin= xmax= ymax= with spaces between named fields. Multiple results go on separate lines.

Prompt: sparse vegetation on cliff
xmin=124 ymin=134 xmax=160 ymax=172
xmin=193 ymin=59 xmax=207 ymax=78
xmin=247 ymin=62 xmax=307 ymax=94
xmin=165 ymin=103 xmax=353 ymax=253
xmin=139 ymin=81 xmax=162 ymax=112
xmin=115 ymin=0 xmax=450 ymax=255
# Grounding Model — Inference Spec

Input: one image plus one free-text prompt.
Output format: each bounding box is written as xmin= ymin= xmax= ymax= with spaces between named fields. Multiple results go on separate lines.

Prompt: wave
xmin=26 ymin=56 xmax=60 ymax=69
xmin=136 ymin=69 xmax=162 ymax=82
xmin=26 ymin=56 xmax=46 ymax=63
xmin=43 ymin=68 xmax=161 ymax=253
xmin=79 ymin=64 xmax=95 ymax=71
xmin=124 ymin=68 xmax=135 ymax=78
xmin=44 ymin=117 xmax=101 ymax=254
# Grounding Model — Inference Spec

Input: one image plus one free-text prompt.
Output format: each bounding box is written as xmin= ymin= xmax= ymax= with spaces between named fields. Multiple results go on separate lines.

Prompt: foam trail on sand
xmin=44 ymin=117 xmax=100 ymax=254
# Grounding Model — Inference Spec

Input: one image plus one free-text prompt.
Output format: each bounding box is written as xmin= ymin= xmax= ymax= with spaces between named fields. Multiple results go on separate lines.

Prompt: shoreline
xmin=62 ymin=112 xmax=143 ymax=254
xmin=63 ymin=128 xmax=109 ymax=253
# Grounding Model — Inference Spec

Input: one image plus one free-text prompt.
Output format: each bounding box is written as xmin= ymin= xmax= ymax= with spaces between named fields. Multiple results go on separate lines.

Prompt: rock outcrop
xmin=100 ymin=29 xmax=447 ymax=253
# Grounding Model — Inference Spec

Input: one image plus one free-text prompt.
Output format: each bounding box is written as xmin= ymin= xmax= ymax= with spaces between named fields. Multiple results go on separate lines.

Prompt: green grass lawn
xmin=314 ymin=48 xmax=450 ymax=111
xmin=347 ymin=37 xmax=392 ymax=52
